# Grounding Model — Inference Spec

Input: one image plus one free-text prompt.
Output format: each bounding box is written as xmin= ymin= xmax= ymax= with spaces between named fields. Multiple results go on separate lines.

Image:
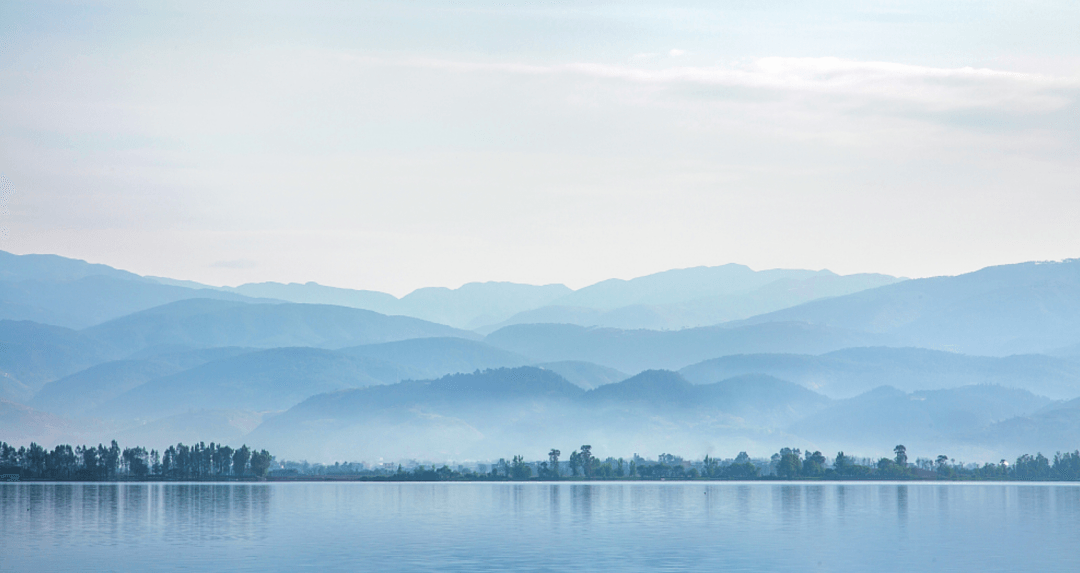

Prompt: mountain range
xmin=0 ymin=250 xmax=905 ymax=332
xmin=4 ymin=250 xmax=1080 ymax=463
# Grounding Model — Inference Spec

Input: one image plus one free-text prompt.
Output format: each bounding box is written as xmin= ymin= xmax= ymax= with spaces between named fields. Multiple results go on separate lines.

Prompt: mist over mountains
xmin=3 ymin=250 xmax=1080 ymax=463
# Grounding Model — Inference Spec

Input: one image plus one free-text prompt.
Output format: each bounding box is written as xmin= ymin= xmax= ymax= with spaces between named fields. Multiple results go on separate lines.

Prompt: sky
xmin=1 ymin=1 xmax=1078 ymax=296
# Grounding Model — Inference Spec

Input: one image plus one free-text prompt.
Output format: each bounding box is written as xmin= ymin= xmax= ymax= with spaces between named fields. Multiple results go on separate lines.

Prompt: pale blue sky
xmin=1 ymin=1 xmax=1078 ymax=294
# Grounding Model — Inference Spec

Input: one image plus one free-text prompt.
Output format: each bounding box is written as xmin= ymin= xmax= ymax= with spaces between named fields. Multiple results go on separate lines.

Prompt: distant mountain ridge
xmin=734 ymin=259 xmax=1080 ymax=355
xmin=82 ymin=298 xmax=475 ymax=355
xmin=223 ymin=265 xmax=902 ymax=331
xmin=0 ymin=251 xmax=274 ymax=329
xmin=1 ymin=250 xmax=904 ymax=332
xmin=477 ymin=271 xmax=900 ymax=332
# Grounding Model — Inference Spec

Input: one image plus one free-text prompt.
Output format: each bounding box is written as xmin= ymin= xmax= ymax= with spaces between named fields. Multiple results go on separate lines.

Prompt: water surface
xmin=2 ymin=481 xmax=1077 ymax=572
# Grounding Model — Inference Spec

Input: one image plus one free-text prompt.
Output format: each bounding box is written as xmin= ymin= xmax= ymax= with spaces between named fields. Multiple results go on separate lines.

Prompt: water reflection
xmin=777 ymin=484 xmax=802 ymax=528
xmin=806 ymin=485 xmax=824 ymax=523
xmin=1014 ymin=484 xmax=1050 ymax=534
xmin=836 ymin=484 xmax=846 ymax=518
xmin=3 ymin=483 xmax=1080 ymax=573
xmin=736 ymin=485 xmax=751 ymax=521
xmin=570 ymin=484 xmax=592 ymax=523
xmin=896 ymin=485 xmax=908 ymax=527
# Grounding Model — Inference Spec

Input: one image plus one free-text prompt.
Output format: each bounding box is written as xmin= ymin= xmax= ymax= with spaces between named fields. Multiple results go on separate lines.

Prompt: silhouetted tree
xmin=568 ymin=450 xmax=581 ymax=476
xmin=580 ymin=445 xmax=594 ymax=478
xmin=802 ymin=451 xmax=826 ymax=476
xmin=510 ymin=455 xmax=532 ymax=479
xmin=894 ymin=445 xmax=908 ymax=467
xmin=233 ymin=446 xmax=251 ymax=477
xmin=249 ymin=449 xmax=273 ymax=477
xmin=776 ymin=448 xmax=802 ymax=478
xmin=548 ymin=449 xmax=561 ymax=477
xmin=703 ymin=455 xmax=719 ymax=478
xmin=122 ymin=447 xmax=149 ymax=478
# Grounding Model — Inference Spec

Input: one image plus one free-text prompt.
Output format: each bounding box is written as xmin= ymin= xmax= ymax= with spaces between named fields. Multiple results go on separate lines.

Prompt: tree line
xmin=321 ymin=445 xmax=1080 ymax=482
xmin=7 ymin=440 xmax=1080 ymax=482
xmin=0 ymin=440 xmax=273 ymax=481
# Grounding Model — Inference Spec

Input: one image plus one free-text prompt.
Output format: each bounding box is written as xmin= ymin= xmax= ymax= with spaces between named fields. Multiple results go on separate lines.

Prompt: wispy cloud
xmin=347 ymin=54 xmax=1079 ymax=116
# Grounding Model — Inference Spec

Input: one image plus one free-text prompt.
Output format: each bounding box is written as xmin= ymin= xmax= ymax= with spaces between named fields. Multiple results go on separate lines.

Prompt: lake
xmin=2 ymin=481 xmax=1078 ymax=572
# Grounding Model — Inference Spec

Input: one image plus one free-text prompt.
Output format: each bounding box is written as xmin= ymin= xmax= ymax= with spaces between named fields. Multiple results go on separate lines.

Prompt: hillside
xmin=29 ymin=347 xmax=256 ymax=417
xmin=680 ymin=347 xmax=1080 ymax=399
xmin=229 ymin=281 xmax=571 ymax=330
xmin=735 ymin=260 xmax=1080 ymax=355
xmin=91 ymin=347 xmax=422 ymax=420
xmin=533 ymin=361 xmax=628 ymax=390
xmin=82 ymin=298 xmax=475 ymax=355
xmin=484 ymin=321 xmax=891 ymax=372
xmin=338 ymin=337 xmax=530 ymax=380
xmin=0 ymin=251 xmax=272 ymax=329
xmin=551 ymin=265 xmax=828 ymax=309
xmin=586 ymin=370 xmax=830 ymax=425
xmin=0 ymin=399 xmax=86 ymax=446
xmin=482 ymin=271 xmax=901 ymax=331
xmin=787 ymin=385 xmax=1052 ymax=455
xmin=0 ymin=320 xmax=119 ymax=398
xmin=250 ymin=367 xmax=824 ymax=462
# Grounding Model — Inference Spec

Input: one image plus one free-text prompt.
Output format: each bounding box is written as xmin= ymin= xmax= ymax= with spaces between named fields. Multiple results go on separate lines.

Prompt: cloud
xmin=359 ymin=54 xmax=1079 ymax=117
xmin=669 ymin=49 xmax=686 ymax=57
xmin=209 ymin=259 xmax=257 ymax=269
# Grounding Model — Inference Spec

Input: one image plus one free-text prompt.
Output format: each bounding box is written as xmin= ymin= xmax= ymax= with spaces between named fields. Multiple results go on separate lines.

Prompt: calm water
xmin=2 ymin=481 xmax=1079 ymax=572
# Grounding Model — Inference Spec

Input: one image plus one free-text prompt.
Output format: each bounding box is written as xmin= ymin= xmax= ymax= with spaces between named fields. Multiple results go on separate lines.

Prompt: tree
xmin=703 ymin=455 xmax=719 ymax=478
xmin=580 ymin=445 xmax=594 ymax=478
xmin=122 ymin=447 xmax=149 ymax=478
xmin=725 ymin=452 xmax=760 ymax=479
xmin=935 ymin=455 xmax=953 ymax=478
xmin=233 ymin=446 xmax=251 ymax=477
xmin=803 ymin=451 xmax=826 ymax=476
xmin=214 ymin=446 xmax=234 ymax=477
xmin=80 ymin=445 xmax=99 ymax=479
xmin=105 ymin=440 xmax=121 ymax=479
xmin=833 ymin=451 xmax=852 ymax=475
xmin=548 ymin=449 xmax=561 ymax=477
xmin=894 ymin=445 xmax=908 ymax=467
xmin=511 ymin=455 xmax=532 ymax=480
xmin=26 ymin=443 xmax=46 ymax=477
xmin=568 ymin=451 xmax=581 ymax=476
xmin=249 ymin=449 xmax=273 ymax=477
xmin=776 ymin=448 xmax=802 ymax=478
xmin=1013 ymin=453 xmax=1050 ymax=480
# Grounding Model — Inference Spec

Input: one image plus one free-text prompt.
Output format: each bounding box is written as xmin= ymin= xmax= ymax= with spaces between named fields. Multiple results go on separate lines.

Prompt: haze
xmin=1 ymin=1 xmax=1078 ymax=294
